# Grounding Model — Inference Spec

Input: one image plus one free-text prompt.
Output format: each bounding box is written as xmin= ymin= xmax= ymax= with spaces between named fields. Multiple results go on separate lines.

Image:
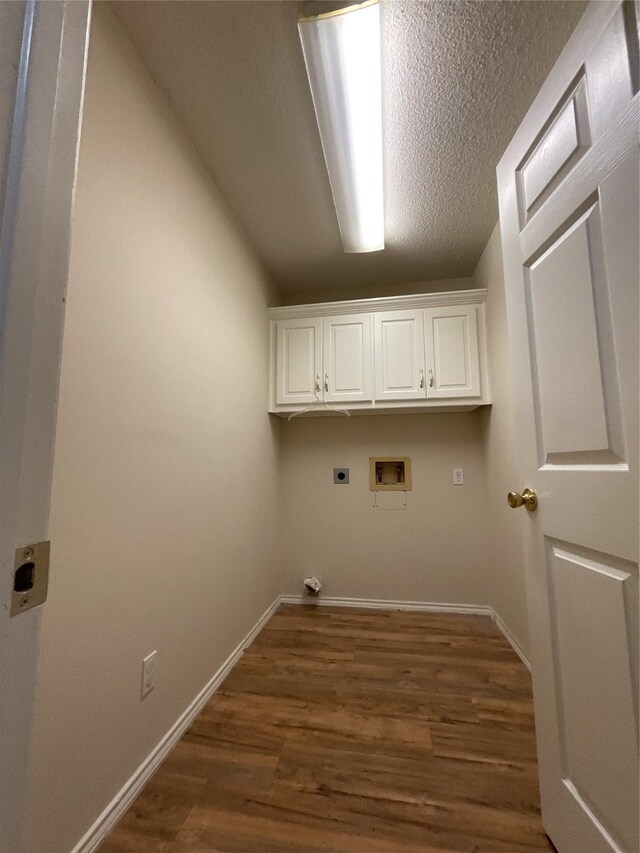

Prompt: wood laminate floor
xmin=101 ymin=605 xmax=552 ymax=852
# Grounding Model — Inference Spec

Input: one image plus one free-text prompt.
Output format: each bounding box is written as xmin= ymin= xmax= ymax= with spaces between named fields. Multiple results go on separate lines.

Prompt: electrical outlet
xmin=453 ymin=468 xmax=464 ymax=485
xmin=141 ymin=650 xmax=157 ymax=698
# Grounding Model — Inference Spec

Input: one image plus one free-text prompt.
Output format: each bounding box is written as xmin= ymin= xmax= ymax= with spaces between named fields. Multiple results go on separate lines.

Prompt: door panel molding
xmin=546 ymin=537 xmax=638 ymax=852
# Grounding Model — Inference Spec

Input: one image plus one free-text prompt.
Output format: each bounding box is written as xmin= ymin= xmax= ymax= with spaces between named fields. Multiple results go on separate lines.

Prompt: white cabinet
xmin=275 ymin=318 xmax=321 ymax=405
xmin=275 ymin=314 xmax=372 ymax=406
xmin=323 ymin=313 xmax=373 ymax=403
xmin=424 ymin=304 xmax=481 ymax=398
xmin=269 ymin=290 xmax=490 ymax=415
xmin=374 ymin=311 xmax=426 ymax=400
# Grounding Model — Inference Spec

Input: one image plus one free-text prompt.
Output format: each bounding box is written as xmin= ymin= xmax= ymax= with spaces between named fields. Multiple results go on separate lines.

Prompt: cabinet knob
xmin=419 ymin=369 xmax=425 ymax=389
xmin=315 ymin=374 xmax=321 ymax=394
xmin=324 ymin=373 xmax=329 ymax=392
xmin=428 ymin=368 xmax=434 ymax=387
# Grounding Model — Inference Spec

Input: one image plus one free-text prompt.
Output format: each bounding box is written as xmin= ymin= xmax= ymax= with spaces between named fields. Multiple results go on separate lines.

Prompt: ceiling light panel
xmin=298 ymin=0 xmax=384 ymax=253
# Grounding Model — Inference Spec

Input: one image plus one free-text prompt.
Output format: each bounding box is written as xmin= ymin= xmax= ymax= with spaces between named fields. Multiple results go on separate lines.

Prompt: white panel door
xmin=275 ymin=318 xmax=322 ymax=405
xmin=498 ymin=4 xmax=639 ymax=852
xmin=424 ymin=305 xmax=480 ymax=398
xmin=323 ymin=313 xmax=372 ymax=403
xmin=374 ymin=310 xmax=426 ymax=400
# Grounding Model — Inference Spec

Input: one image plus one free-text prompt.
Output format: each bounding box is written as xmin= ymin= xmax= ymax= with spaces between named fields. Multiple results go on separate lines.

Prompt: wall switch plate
xmin=333 ymin=468 xmax=349 ymax=484
xmin=453 ymin=468 xmax=464 ymax=485
xmin=141 ymin=651 xmax=157 ymax=698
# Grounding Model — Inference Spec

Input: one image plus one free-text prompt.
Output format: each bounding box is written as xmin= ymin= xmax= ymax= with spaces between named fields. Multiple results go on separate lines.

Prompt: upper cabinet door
xmin=374 ymin=310 xmax=426 ymax=400
xmin=323 ymin=313 xmax=373 ymax=403
xmin=275 ymin=318 xmax=322 ymax=405
xmin=424 ymin=305 xmax=481 ymax=398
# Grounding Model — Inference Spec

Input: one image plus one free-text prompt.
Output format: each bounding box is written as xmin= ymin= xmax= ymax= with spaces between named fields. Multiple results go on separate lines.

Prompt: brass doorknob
xmin=507 ymin=488 xmax=538 ymax=512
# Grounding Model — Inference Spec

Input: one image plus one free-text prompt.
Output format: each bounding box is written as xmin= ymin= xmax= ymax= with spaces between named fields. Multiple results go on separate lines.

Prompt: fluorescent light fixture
xmin=298 ymin=0 xmax=384 ymax=253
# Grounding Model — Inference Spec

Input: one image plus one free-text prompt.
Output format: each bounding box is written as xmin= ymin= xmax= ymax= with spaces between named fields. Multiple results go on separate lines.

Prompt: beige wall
xmin=281 ymin=413 xmax=492 ymax=606
xmin=25 ymin=7 xmax=281 ymax=851
xmin=475 ymin=223 xmax=530 ymax=654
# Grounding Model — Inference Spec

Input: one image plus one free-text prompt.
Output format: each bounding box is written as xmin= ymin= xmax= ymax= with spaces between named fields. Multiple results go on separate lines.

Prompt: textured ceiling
xmin=111 ymin=0 xmax=585 ymax=295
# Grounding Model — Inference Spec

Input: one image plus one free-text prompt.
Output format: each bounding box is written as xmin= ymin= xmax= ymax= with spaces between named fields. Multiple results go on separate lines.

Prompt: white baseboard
xmin=73 ymin=591 xmax=529 ymax=851
xmin=72 ymin=593 xmax=281 ymax=853
xmin=279 ymin=594 xmax=493 ymax=617
xmin=280 ymin=594 xmax=531 ymax=670
xmin=490 ymin=607 xmax=531 ymax=670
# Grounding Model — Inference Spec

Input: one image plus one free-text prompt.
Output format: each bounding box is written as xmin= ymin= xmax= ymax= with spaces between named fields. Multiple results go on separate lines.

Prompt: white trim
xmin=279 ymin=594 xmax=493 ymax=616
xmin=272 ymin=402 xmax=484 ymax=417
xmin=280 ymin=595 xmax=531 ymax=669
xmin=491 ymin=607 xmax=531 ymax=671
xmin=72 ymin=593 xmax=530 ymax=852
xmin=71 ymin=594 xmax=281 ymax=853
xmin=268 ymin=288 xmax=487 ymax=320
xmin=0 ymin=4 xmax=92 ymax=851
xmin=0 ymin=1 xmax=35 ymax=331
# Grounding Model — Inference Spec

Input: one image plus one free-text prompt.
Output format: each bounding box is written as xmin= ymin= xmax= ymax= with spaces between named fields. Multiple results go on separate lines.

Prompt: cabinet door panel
xmin=424 ymin=305 xmax=480 ymax=398
xmin=275 ymin=318 xmax=322 ymax=405
xmin=323 ymin=313 xmax=372 ymax=403
xmin=374 ymin=311 xmax=426 ymax=400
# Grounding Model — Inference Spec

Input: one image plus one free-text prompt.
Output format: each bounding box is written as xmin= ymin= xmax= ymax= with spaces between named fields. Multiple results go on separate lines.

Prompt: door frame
xmin=0 ymin=2 xmax=91 ymax=850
